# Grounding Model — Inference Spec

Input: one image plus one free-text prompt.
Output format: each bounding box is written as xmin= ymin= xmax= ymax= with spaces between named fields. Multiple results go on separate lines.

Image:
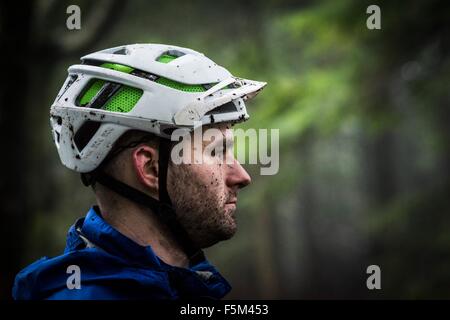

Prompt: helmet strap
xmin=80 ymin=139 xmax=205 ymax=266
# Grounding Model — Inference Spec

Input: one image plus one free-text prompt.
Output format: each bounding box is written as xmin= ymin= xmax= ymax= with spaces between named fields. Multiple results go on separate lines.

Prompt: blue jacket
xmin=13 ymin=207 xmax=231 ymax=300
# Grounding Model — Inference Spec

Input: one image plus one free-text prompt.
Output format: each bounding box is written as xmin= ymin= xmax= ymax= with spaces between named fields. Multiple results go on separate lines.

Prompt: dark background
xmin=0 ymin=0 xmax=449 ymax=300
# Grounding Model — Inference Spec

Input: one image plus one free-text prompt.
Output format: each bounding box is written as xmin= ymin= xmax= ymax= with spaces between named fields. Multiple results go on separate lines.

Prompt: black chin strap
xmin=158 ymin=139 xmax=174 ymax=207
xmin=82 ymin=139 xmax=205 ymax=266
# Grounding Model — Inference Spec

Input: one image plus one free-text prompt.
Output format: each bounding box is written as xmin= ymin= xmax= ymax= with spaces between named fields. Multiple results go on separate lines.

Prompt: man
xmin=13 ymin=43 xmax=266 ymax=299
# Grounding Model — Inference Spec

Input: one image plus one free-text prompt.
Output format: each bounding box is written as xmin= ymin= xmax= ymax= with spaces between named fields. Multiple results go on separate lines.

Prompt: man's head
xmin=50 ymin=43 xmax=265 ymax=256
xmin=96 ymin=123 xmax=251 ymax=248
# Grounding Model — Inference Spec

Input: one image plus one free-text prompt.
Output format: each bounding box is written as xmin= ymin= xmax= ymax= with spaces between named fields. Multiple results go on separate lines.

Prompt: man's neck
xmin=96 ymin=195 xmax=189 ymax=268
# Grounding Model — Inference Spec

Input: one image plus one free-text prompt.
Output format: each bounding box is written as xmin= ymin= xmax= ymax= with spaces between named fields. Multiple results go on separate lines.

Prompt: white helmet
xmin=50 ymin=43 xmax=267 ymax=173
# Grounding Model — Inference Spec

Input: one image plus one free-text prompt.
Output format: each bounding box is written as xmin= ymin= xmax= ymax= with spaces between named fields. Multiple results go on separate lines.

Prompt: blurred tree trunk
xmin=253 ymin=201 xmax=281 ymax=298
xmin=295 ymin=131 xmax=326 ymax=298
xmin=365 ymin=131 xmax=396 ymax=206
xmin=0 ymin=1 xmax=34 ymax=300
xmin=0 ymin=0 xmax=124 ymax=300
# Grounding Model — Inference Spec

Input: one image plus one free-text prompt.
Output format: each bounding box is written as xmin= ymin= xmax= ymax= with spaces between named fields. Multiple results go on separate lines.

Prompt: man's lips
xmin=226 ymin=197 xmax=237 ymax=204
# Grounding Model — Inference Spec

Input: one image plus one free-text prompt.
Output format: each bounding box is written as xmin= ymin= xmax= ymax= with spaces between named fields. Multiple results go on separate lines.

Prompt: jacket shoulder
xmin=13 ymin=249 xmax=174 ymax=300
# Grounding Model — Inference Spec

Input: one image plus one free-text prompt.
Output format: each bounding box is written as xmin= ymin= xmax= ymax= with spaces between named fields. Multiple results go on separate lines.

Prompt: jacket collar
xmin=66 ymin=206 xmax=163 ymax=268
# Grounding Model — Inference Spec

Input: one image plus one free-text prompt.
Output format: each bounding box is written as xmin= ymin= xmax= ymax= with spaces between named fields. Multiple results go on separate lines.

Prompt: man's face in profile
xmin=168 ymin=123 xmax=252 ymax=248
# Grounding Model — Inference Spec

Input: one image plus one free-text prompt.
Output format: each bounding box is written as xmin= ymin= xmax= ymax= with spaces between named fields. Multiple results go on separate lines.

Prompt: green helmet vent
xmin=79 ymin=60 xmax=227 ymax=107
xmin=156 ymin=77 xmax=206 ymax=92
xmin=103 ymin=86 xmax=143 ymax=113
xmin=99 ymin=62 xmax=134 ymax=73
xmin=78 ymin=79 xmax=143 ymax=113
xmin=156 ymin=54 xmax=178 ymax=64
xmin=78 ymin=79 xmax=105 ymax=106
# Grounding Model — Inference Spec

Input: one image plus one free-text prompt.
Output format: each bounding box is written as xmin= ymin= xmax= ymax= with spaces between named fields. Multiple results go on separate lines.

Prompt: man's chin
xmin=197 ymin=224 xmax=237 ymax=249
xmin=221 ymin=220 xmax=237 ymax=240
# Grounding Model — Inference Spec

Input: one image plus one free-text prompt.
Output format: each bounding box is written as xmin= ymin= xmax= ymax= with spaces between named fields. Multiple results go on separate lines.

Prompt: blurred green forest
xmin=1 ymin=0 xmax=449 ymax=299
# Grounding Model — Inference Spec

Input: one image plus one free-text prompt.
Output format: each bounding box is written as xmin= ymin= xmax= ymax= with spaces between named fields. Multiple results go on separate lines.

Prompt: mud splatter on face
xmin=167 ymin=124 xmax=237 ymax=248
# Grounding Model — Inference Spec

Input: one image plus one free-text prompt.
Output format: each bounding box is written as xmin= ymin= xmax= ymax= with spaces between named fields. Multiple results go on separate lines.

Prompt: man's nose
xmin=226 ymin=159 xmax=251 ymax=189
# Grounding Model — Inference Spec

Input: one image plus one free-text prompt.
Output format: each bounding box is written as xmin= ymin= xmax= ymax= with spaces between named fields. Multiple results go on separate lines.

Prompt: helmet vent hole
xmin=113 ymin=47 xmax=129 ymax=55
xmin=156 ymin=50 xmax=185 ymax=63
xmin=74 ymin=121 xmax=101 ymax=152
xmin=205 ymin=101 xmax=237 ymax=115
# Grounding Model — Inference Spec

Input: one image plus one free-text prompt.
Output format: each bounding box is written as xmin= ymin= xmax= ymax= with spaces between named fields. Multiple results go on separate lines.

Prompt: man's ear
xmin=132 ymin=144 xmax=159 ymax=192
